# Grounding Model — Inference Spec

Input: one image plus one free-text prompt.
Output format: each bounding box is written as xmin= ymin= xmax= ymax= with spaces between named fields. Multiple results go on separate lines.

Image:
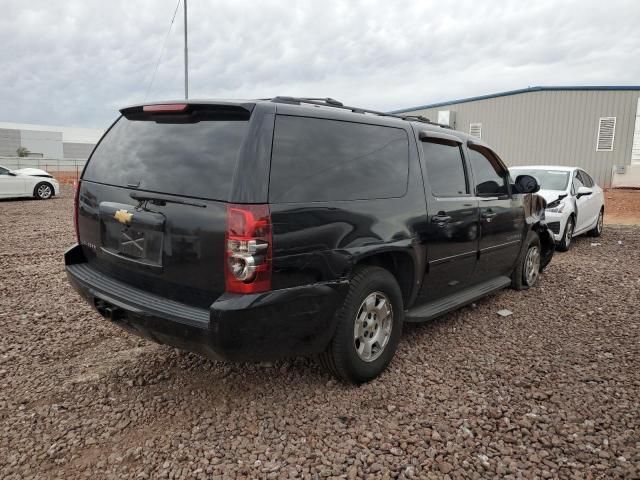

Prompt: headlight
xmin=546 ymin=201 xmax=565 ymax=213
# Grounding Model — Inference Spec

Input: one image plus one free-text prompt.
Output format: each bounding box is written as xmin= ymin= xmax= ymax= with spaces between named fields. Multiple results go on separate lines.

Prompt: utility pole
xmin=183 ymin=0 xmax=189 ymax=99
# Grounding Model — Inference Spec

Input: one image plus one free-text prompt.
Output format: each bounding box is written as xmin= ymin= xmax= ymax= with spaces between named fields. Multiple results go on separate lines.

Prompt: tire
xmin=512 ymin=231 xmax=542 ymax=290
xmin=33 ymin=182 xmax=54 ymax=200
xmin=319 ymin=266 xmax=403 ymax=384
xmin=589 ymin=208 xmax=604 ymax=237
xmin=556 ymin=215 xmax=574 ymax=252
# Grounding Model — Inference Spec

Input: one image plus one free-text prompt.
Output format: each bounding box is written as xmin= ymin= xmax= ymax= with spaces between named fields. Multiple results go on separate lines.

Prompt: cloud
xmin=0 ymin=0 xmax=638 ymax=128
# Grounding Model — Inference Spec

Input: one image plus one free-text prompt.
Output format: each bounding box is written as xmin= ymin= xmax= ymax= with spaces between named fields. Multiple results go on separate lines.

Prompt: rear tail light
xmin=73 ymin=180 xmax=81 ymax=243
xmin=225 ymin=204 xmax=272 ymax=294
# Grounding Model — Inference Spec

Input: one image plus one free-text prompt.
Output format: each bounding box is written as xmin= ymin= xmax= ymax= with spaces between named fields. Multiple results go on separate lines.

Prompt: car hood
xmin=12 ymin=168 xmax=54 ymax=178
xmin=537 ymin=189 xmax=569 ymax=205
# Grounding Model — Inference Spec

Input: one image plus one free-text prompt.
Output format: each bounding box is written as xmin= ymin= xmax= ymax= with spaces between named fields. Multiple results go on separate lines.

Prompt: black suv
xmin=65 ymin=97 xmax=554 ymax=383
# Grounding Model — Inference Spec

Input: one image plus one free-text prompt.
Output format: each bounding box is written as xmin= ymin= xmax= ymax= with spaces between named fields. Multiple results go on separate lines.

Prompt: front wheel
xmin=512 ymin=232 xmax=542 ymax=290
xmin=556 ymin=216 xmax=574 ymax=252
xmin=589 ymin=209 xmax=604 ymax=237
xmin=319 ymin=266 xmax=403 ymax=384
xmin=34 ymin=182 xmax=54 ymax=200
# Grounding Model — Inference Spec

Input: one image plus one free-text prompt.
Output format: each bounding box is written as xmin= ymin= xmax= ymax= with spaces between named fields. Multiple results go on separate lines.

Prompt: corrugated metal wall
xmin=401 ymin=90 xmax=640 ymax=187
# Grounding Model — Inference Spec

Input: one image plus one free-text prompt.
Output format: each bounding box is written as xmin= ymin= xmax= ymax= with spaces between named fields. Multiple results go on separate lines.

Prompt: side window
xmin=269 ymin=116 xmax=409 ymax=202
xmin=572 ymin=171 xmax=585 ymax=194
xmin=579 ymin=170 xmax=594 ymax=187
xmin=467 ymin=148 xmax=509 ymax=196
xmin=0 ymin=167 xmax=8 ymax=175
xmin=421 ymin=142 xmax=469 ymax=196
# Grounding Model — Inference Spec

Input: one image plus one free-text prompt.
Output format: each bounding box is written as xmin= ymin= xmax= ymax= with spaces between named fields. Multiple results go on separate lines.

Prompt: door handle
xmin=482 ymin=212 xmax=497 ymax=219
xmin=431 ymin=214 xmax=452 ymax=223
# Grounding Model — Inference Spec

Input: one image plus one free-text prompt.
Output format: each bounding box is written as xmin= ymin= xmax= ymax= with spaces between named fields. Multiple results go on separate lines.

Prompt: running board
xmin=405 ymin=276 xmax=511 ymax=322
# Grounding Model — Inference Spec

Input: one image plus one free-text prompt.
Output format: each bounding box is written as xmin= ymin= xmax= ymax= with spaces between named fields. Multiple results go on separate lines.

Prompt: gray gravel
xmin=1 ymin=188 xmax=639 ymax=479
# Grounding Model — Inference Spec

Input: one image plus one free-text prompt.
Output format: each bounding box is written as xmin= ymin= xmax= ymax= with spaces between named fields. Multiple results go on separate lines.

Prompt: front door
xmin=0 ymin=168 xmax=26 ymax=196
xmin=573 ymin=170 xmax=599 ymax=232
xmin=416 ymin=137 xmax=479 ymax=303
xmin=467 ymin=147 xmax=524 ymax=282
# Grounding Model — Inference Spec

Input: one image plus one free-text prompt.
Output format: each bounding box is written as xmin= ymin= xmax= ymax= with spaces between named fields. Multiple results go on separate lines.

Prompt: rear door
xmin=416 ymin=132 xmax=479 ymax=302
xmin=466 ymin=145 xmax=524 ymax=282
xmin=78 ymin=103 xmax=255 ymax=308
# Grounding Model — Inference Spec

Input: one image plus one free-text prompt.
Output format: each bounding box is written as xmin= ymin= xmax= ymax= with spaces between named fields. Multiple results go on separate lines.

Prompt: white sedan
xmin=0 ymin=165 xmax=60 ymax=200
xmin=510 ymin=166 xmax=605 ymax=251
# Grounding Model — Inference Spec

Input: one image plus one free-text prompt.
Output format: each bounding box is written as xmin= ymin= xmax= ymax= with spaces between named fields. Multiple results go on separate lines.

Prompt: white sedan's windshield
xmin=511 ymin=169 xmax=570 ymax=191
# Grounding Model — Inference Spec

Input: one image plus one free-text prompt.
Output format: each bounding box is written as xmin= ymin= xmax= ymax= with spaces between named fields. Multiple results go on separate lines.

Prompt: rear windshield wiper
xmin=130 ymin=192 xmax=207 ymax=208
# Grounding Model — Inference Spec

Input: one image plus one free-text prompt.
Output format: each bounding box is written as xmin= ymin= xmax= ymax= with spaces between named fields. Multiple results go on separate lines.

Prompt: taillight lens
xmin=73 ymin=180 xmax=81 ymax=243
xmin=225 ymin=204 xmax=272 ymax=294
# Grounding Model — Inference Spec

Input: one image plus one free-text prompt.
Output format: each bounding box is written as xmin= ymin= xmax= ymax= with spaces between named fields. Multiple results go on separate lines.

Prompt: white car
xmin=509 ymin=166 xmax=604 ymax=251
xmin=0 ymin=165 xmax=60 ymax=200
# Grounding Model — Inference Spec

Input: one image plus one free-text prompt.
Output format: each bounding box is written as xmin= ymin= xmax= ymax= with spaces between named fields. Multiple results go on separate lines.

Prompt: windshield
xmin=510 ymin=169 xmax=570 ymax=191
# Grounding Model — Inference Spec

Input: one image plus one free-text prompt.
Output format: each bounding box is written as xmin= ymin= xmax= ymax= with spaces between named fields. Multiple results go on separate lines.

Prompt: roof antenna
xmin=183 ymin=0 xmax=189 ymax=99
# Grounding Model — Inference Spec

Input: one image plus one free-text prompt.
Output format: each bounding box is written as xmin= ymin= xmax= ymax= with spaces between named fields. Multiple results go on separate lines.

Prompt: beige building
xmin=393 ymin=86 xmax=640 ymax=187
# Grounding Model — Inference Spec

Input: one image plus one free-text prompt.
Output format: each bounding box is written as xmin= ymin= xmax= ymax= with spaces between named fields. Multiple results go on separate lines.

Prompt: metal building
xmin=0 ymin=122 xmax=103 ymax=160
xmin=392 ymin=86 xmax=640 ymax=187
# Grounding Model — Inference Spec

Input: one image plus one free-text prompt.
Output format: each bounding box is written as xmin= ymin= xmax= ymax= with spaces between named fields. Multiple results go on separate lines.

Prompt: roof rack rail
xmin=268 ymin=96 xmax=453 ymax=129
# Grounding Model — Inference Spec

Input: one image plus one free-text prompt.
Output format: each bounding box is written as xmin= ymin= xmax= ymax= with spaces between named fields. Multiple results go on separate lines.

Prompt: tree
xmin=16 ymin=147 xmax=30 ymax=157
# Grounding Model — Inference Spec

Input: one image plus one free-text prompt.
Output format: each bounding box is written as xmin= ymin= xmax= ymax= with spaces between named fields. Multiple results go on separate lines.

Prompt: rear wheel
xmin=556 ymin=216 xmax=574 ymax=252
xmin=512 ymin=232 xmax=542 ymax=290
xmin=34 ymin=182 xmax=54 ymax=200
xmin=589 ymin=209 xmax=604 ymax=237
xmin=319 ymin=266 xmax=403 ymax=384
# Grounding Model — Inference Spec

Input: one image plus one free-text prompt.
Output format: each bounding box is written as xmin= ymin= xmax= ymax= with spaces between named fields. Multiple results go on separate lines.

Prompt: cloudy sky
xmin=1 ymin=0 xmax=639 ymax=129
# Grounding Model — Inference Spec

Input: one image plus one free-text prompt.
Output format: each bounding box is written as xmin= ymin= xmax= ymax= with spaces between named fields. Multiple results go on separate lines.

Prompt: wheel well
xmin=355 ymin=252 xmax=415 ymax=306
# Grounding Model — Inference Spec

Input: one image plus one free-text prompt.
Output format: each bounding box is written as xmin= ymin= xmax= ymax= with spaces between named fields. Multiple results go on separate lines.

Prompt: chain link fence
xmin=0 ymin=157 xmax=86 ymax=184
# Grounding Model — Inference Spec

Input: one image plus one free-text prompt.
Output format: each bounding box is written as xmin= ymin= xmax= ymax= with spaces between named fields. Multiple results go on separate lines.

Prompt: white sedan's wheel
xmin=589 ymin=209 xmax=604 ymax=237
xmin=34 ymin=182 xmax=53 ymax=200
xmin=557 ymin=216 xmax=574 ymax=252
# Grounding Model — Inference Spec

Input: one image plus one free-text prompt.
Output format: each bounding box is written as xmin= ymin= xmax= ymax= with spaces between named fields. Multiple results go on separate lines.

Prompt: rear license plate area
xmin=98 ymin=202 xmax=165 ymax=268
xmin=119 ymin=228 xmax=146 ymax=259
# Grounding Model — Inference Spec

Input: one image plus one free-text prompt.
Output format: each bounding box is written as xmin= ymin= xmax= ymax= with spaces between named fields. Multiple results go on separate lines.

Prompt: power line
xmin=144 ymin=0 xmax=182 ymax=102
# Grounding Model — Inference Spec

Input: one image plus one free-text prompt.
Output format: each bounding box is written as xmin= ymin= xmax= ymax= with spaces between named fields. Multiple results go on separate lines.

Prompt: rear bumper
xmin=64 ymin=244 xmax=348 ymax=361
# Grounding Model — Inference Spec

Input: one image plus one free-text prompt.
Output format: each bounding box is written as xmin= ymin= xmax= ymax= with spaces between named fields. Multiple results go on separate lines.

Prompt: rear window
xmin=269 ymin=115 xmax=409 ymax=203
xmin=83 ymin=114 xmax=249 ymax=200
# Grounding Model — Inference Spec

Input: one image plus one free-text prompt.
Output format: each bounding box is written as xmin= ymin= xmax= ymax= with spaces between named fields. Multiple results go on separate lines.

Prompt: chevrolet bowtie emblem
xmin=114 ymin=209 xmax=133 ymax=225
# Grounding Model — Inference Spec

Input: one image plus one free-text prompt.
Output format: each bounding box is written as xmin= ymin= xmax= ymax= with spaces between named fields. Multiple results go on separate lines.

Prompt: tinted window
xmin=468 ymin=149 xmax=508 ymax=196
xmin=0 ymin=166 xmax=8 ymax=175
xmin=579 ymin=170 xmax=594 ymax=187
xmin=572 ymin=171 xmax=585 ymax=193
xmin=510 ymin=169 xmax=570 ymax=191
xmin=83 ymin=116 xmax=249 ymax=200
xmin=421 ymin=142 xmax=468 ymax=196
xmin=269 ymin=116 xmax=409 ymax=202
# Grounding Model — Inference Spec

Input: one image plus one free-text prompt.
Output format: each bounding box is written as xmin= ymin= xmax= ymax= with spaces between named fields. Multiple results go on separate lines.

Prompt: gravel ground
xmin=1 ymin=189 xmax=639 ymax=480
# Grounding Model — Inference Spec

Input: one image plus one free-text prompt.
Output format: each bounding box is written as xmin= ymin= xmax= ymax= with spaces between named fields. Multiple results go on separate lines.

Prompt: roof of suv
xmin=123 ymin=97 xmax=479 ymax=145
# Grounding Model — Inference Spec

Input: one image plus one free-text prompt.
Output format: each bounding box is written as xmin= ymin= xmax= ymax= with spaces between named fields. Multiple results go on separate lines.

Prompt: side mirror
xmin=514 ymin=174 xmax=540 ymax=194
xmin=576 ymin=186 xmax=593 ymax=198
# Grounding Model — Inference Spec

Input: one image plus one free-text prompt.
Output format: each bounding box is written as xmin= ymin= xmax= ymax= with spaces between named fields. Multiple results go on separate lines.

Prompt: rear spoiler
xmin=120 ymin=101 xmax=255 ymax=122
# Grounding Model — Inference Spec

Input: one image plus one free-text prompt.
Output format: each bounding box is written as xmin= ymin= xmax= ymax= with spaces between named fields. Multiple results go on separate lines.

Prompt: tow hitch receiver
xmin=94 ymin=298 xmax=125 ymax=321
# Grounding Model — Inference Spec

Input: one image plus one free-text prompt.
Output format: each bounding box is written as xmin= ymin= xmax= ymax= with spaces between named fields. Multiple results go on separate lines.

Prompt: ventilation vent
xmin=596 ymin=117 xmax=616 ymax=151
xmin=469 ymin=123 xmax=482 ymax=139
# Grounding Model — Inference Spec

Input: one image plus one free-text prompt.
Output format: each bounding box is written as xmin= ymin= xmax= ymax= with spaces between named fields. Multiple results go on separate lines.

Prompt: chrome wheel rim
xmin=38 ymin=184 xmax=52 ymax=199
xmin=353 ymin=292 xmax=393 ymax=363
xmin=524 ymin=246 xmax=540 ymax=286
xmin=597 ymin=212 xmax=603 ymax=233
xmin=565 ymin=219 xmax=573 ymax=247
